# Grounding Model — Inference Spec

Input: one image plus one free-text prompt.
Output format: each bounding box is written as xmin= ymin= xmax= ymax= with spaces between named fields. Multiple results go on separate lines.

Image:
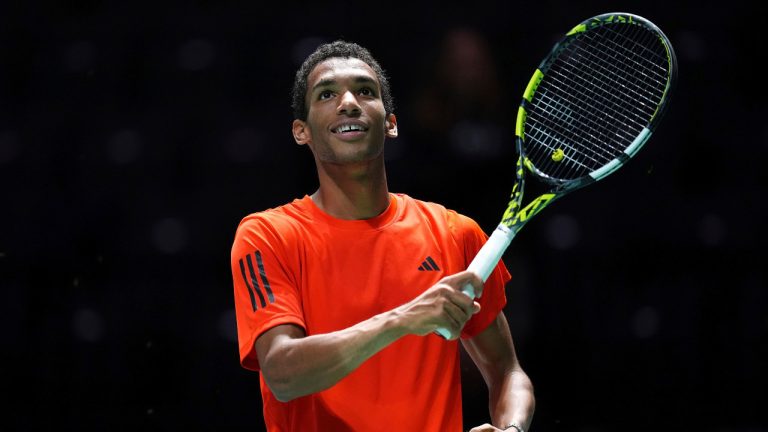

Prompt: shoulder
xmin=232 ymin=198 xmax=312 ymax=255
xmin=399 ymin=194 xmax=482 ymax=233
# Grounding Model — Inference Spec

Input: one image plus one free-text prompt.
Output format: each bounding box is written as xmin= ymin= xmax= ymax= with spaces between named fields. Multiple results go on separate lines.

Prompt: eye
xmin=358 ymin=87 xmax=376 ymax=97
xmin=318 ymin=90 xmax=334 ymax=100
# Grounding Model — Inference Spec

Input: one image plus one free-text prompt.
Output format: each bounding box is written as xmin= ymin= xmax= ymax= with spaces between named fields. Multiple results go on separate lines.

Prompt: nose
xmin=337 ymin=91 xmax=361 ymax=115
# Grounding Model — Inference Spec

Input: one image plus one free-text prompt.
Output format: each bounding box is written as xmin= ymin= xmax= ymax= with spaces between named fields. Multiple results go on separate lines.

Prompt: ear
xmin=385 ymin=114 xmax=398 ymax=138
xmin=292 ymin=119 xmax=311 ymax=145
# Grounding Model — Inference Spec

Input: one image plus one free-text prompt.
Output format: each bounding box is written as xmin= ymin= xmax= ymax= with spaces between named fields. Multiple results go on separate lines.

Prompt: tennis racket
xmin=436 ymin=12 xmax=677 ymax=339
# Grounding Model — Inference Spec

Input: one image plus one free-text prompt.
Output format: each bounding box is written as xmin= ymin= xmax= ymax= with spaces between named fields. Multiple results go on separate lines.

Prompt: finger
xmin=445 ymin=271 xmax=483 ymax=299
xmin=443 ymin=271 xmax=484 ymax=298
xmin=443 ymin=270 xmax=477 ymax=285
xmin=442 ymin=300 xmax=468 ymax=332
xmin=466 ymin=271 xmax=484 ymax=298
xmin=472 ymin=301 xmax=481 ymax=315
xmin=444 ymin=287 xmax=477 ymax=318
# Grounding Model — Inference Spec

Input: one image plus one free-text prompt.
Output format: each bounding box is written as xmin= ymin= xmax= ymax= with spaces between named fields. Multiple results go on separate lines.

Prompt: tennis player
xmin=230 ymin=40 xmax=535 ymax=432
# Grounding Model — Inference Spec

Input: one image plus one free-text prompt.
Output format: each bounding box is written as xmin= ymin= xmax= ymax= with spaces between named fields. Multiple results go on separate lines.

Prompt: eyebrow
xmin=311 ymin=75 xmax=378 ymax=92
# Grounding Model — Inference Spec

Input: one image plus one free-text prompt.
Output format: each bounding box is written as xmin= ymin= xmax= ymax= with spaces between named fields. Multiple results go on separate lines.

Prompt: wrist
xmin=377 ymin=308 xmax=412 ymax=339
xmin=389 ymin=300 xmax=422 ymax=336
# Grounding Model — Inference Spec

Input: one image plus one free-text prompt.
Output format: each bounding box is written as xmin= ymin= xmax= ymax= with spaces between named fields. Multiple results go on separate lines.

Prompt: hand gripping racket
xmin=436 ymin=12 xmax=677 ymax=339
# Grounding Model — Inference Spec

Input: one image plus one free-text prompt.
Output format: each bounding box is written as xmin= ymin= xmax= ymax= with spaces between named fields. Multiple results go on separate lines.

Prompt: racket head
xmin=515 ymin=12 xmax=677 ymax=191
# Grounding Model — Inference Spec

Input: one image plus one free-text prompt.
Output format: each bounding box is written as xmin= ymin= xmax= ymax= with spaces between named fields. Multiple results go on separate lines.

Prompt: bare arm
xmin=463 ymin=312 xmax=535 ymax=431
xmin=255 ymin=271 xmax=483 ymax=402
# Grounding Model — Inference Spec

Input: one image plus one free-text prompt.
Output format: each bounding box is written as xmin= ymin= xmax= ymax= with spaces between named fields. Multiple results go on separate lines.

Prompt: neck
xmin=311 ymin=156 xmax=390 ymax=220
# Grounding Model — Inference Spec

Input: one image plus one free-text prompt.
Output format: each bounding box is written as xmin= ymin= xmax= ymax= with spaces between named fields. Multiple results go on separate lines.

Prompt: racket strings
xmin=525 ymin=22 xmax=670 ymax=181
xmin=529 ymin=89 xmax=628 ymax=170
xmin=559 ymin=39 xmax=660 ymax=130
xmin=534 ymin=30 xmax=664 ymax=176
xmin=530 ymin=26 xmax=667 ymax=179
xmin=529 ymin=61 xmax=646 ymax=175
xmin=574 ymin=26 xmax=668 ymax=117
xmin=599 ymin=24 xmax=669 ymax=86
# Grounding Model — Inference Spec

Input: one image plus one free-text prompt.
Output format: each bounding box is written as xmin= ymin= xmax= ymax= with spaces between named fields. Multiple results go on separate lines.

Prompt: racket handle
xmin=434 ymin=225 xmax=515 ymax=339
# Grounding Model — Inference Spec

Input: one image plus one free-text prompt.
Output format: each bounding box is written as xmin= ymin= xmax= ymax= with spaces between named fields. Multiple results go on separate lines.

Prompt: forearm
xmin=258 ymin=271 xmax=483 ymax=402
xmin=489 ymin=369 xmax=535 ymax=431
xmin=463 ymin=313 xmax=535 ymax=431
xmin=259 ymin=309 xmax=409 ymax=401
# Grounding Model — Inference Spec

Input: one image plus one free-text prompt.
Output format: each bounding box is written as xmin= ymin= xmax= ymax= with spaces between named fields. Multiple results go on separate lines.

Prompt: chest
xmin=298 ymin=225 xmax=463 ymax=334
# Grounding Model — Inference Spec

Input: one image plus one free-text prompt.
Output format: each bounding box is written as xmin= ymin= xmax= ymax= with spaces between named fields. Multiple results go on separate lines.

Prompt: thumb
xmin=472 ymin=301 xmax=481 ymax=314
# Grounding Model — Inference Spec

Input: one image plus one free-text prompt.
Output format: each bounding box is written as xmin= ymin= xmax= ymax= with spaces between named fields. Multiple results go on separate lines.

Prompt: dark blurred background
xmin=2 ymin=0 xmax=766 ymax=430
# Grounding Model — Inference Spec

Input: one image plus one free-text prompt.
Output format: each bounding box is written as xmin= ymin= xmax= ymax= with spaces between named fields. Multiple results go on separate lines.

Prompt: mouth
xmin=331 ymin=122 xmax=369 ymax=134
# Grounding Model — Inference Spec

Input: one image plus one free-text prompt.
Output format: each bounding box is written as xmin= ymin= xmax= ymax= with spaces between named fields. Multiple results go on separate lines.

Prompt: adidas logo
xmin=417 ymin=256 xmax=441 ymax=272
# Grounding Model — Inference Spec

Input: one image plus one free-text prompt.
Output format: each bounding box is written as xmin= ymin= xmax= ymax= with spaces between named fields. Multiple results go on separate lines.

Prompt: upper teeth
xmin=337 ymin=124 xmax=364 ymax=133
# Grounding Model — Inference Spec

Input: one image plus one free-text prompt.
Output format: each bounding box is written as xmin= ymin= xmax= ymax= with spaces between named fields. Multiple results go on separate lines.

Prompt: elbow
xmin=262 ymin=364 xmax=338 ymax=402
xmin=257 ymin=330 xmax=307 ymax=403
xmin=261 ymin=368 xmax=302 ymax=402
xmin=261 ymin=353 xmax=325 ymax=403
xmin=272 ymin=389 xmax=296 ymax=403
xmin=271 ymin=384 xmax=303 ymax=403
xmin=255 ymin=328 xmax=340 ymax=402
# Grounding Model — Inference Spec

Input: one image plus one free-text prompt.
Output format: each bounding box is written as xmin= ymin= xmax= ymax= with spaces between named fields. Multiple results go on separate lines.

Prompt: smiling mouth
xmin=332 ymin=124 xmax=368 ymax=133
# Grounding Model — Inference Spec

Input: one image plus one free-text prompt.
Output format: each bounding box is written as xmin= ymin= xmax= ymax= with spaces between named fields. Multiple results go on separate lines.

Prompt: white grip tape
xmin=435 ymin=224 xmax=515 ymax=339
xmin=462 ymin=225 xmax=514 ymax=297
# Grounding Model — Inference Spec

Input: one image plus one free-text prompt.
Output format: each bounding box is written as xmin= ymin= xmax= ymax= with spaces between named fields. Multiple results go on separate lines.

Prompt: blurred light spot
xmin=225 ymin=128 xmax=261 ymax=163
xmin=292 ymin=37 xmax=326 ymax=66
xmin=65 ymin=40 xmax=95 ymax=72
xmin=107 ymin=129 xmax=142 ymax=164
xmin=73 ymin=307 xmax=105 ymax=342
xmin=152 ymin=218 xmax=188 ymax=254
xmin=676 ymin=31 xmax=705 ymax=62
xmin=218 ymin=309 xmax=237 ymax=343
xmin=178 ymin=39 xmax=215 ymax=71
xmin=697 ymin=213 xmax=726 ymax=246
xmin=0 ymin=131 xmax=20 ymax=164
xmin=632 ymin=306 xmax=659 ymax=339
xmin=545 ymin=214 xmax=581 ymax=250
xmin=440 ymin=28 xmax=497 ymax=96
xmin=449 ymin=121 xmax=504 ymax=159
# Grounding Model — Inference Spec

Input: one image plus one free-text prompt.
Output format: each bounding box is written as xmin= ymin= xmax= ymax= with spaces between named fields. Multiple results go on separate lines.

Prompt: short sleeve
xmin=230 ymin=215 xmax=306 ymax=371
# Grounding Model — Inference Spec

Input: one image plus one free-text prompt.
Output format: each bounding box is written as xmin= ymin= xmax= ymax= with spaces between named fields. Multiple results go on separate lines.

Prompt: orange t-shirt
xmin=230 ymin=193 xmax=510 ymax=432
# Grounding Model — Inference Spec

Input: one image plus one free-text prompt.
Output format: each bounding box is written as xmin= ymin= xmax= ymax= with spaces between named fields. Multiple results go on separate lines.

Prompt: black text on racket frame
xmin=435 ymin=12 xmax=677 ymax=339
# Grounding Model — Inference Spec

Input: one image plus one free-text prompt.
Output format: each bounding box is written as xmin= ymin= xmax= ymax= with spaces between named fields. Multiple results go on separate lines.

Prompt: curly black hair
xmin=291 ymin=40 xmax=395 ymax=121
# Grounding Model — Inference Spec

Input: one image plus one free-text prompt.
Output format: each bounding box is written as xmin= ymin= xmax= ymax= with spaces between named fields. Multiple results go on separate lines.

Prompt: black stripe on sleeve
xmin=238 ymin=258 xmax=257 ymax=312
xmin=246 ymin=254 xmax=268 ymax=308
xmin=255 ymin=250 xmax=275 ymax=303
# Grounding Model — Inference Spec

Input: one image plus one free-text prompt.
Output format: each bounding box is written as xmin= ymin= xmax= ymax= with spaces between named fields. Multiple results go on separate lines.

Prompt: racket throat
xmin=502 ymin=193 xmax=557 ymax=228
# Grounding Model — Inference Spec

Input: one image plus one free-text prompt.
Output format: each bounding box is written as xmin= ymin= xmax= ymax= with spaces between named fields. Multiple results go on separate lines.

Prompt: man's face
xmin=292 ymin=57 xmax=397 ymax=165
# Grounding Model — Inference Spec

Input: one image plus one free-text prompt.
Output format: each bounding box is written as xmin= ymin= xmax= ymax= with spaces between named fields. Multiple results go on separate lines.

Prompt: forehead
xmin=307 ymin=57 xmax=380 ymax=88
